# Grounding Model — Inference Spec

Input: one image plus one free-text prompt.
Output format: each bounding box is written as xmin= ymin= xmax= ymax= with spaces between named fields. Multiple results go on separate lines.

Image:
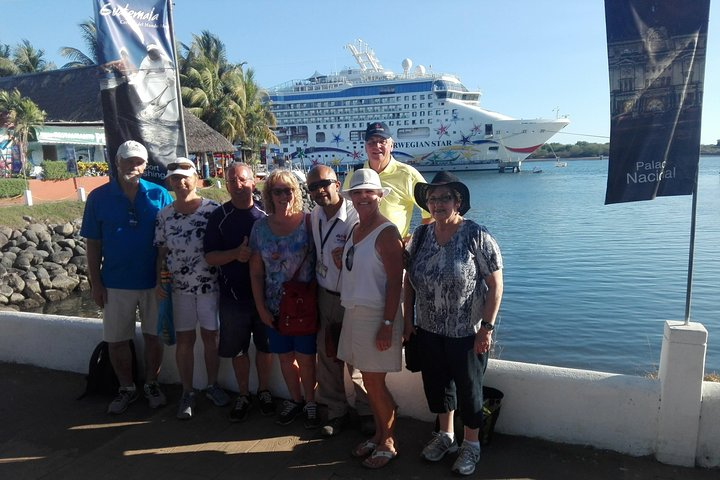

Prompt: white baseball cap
xmin=116 ymin=140 xmax=148 ymax=162
xmin=165 ymin=157 xmax=197 ymax=178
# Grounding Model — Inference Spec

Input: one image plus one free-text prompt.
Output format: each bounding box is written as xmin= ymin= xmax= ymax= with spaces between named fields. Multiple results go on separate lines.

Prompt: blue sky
xmin=1 ymin=0 xmax=719 ymax=145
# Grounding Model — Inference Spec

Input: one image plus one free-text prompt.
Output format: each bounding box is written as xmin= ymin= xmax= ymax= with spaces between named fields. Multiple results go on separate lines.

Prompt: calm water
xmin=38 ymin=157 xmax=720 ymax=376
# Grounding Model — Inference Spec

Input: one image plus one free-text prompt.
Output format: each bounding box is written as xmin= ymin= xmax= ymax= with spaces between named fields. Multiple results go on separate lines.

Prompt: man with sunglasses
xmin=343 ymin=122 xmax=430 ymax=240
xmin=81 ymin=140 xmax=173 ymax=415
xmin=306 ymin=165 xmax=371 ymax=438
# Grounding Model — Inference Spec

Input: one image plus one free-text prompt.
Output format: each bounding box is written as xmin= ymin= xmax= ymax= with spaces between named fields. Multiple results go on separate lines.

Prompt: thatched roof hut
xmin=0 ymin=66 xmax=234 ymax=154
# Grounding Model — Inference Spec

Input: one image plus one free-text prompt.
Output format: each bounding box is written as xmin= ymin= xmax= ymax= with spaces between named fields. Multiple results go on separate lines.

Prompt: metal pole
xmin=167 ymin=0 xmax=188 ymax=158
xmin=683 ymin=166 xmax=699 ymax=325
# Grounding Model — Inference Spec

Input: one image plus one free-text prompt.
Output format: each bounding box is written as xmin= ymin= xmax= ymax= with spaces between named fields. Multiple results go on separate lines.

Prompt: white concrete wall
xmin=0 ymin=311 xmax=717 ymax=468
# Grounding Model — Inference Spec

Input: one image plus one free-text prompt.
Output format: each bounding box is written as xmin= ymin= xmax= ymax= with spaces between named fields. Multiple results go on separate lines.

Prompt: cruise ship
xmin=264 ymin=40 xmax=569 ymax=173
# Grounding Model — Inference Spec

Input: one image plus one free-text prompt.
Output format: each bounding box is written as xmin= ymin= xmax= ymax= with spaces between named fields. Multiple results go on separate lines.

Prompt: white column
xmin=24 ymin=189 xmax=33 ymax=206
xmin=656 ymin=320 xmax=707 ymax=466
xmin=77 ymin=187 xmax=86 ymax=202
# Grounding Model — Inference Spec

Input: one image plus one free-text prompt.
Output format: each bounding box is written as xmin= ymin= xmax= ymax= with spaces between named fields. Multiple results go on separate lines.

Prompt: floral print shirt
xmin=154 ymin=198 xmax=220 ymax=295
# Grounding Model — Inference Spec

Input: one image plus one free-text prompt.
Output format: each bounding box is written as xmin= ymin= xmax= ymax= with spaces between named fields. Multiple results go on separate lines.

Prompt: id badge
xmin=316 ymin=260 xmax=328 ymax=278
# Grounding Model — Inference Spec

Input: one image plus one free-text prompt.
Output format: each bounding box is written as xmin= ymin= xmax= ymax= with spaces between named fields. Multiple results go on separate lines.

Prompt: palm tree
xmin=0 ymin=88 xmax=47 ymax=176
xmin=59 ymin=19 xmax=98 ymax=67
xmin=179 ymin=31 xmax=277 ymax=157
xmin=239 ymin=68 xmax=278 ymax=155
xmin=0 ymin=43 xmax=19 ymax=77
xmin=12 ymin=39 xmax=55 ymax=73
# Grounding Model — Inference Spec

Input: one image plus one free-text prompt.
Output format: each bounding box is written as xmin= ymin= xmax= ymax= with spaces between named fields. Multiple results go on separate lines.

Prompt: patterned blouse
xmin=154 ymin=198 xmax=220 ymax=295
xmin=249 ymin=215 xmax=315 ymax=316
xmin=407 ymin=220 xmax=503 ymax=338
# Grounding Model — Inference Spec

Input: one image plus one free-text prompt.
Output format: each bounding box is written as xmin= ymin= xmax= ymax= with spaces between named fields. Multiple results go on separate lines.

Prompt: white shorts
xmin=103 ymin=288 xmax=158 ymax=342
xmin=172 ymin=292 xmax=219 ymax=332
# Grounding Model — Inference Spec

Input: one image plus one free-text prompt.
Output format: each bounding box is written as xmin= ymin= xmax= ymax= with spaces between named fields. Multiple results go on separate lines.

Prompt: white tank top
xmin=340 ymin=221 xmax=395 ymax=309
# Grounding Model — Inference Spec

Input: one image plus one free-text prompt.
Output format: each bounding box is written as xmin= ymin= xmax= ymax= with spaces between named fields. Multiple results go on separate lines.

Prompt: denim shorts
xmin=266 ymin=322 xmax=317 ymax=355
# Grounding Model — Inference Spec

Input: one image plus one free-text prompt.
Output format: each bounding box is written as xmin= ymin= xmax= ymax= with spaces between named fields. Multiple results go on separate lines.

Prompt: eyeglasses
xmin=365 ymin=138 xmax=388 ymax=146
xmin=308 ymin=179 xmax=336 ymax=192
xmin=128 ymin=207 xmax=138 ymax=228
xmin=427 ymin=194 xmax=454 ymax=204
xmin=345 ymin=245 xmax=355 ymax=271
xmin=271 ymin=187 xmax=293 ymax=197
xmin=167 ymin=162 xmax=194 ymax=171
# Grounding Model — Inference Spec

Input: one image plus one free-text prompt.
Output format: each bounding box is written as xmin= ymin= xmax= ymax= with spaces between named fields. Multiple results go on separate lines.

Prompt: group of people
xmin=81 ymin=121 xmax=503 ymax=476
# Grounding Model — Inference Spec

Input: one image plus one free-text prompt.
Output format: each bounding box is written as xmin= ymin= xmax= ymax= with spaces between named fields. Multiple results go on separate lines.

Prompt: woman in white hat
xmin=337 ymin=168 xmax=405 ymax=469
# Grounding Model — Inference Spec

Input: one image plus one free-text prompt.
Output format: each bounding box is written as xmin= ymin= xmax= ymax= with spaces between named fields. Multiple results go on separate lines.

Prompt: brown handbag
xmin=277 ymin=215 xmax=318 ymax=336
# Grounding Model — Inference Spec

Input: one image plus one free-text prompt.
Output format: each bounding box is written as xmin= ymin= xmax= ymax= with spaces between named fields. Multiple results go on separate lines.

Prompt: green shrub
xmin=0 ymin=178 xmax=28 ymax=198
xmin=41 ymin=161 xmax=73 ymax=180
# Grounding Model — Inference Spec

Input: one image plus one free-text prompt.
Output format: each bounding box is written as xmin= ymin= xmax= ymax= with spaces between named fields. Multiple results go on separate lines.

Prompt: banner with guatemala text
xmin=604 ymin=0 xmax=710 ymax=204
xmin=94 ymin=0 xmax=185 ymax=183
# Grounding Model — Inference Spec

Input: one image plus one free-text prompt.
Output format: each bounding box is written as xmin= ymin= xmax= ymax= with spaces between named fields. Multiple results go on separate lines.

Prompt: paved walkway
xmin=1 ymin=362 xmax=717 ymax=479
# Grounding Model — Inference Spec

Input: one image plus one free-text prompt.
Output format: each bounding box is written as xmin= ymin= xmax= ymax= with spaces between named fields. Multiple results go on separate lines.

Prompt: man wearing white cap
xmin=81 ymin=140 xmax=173 ymax=415
xmin=155 ymin=158 xmax=230 ymax=420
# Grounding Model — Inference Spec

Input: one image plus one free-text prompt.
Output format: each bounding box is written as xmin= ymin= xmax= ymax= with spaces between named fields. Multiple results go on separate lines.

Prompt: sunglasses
xmin=128 ymin=207 xmax=138 ymax=228
xmin=308 ymin=179 xmax=336 ymax=192
xmin=271 ymin=187 xmax=293 ymax=197
xmin=345 ymin=245 xmax=355 ymax=271
xmin=167 ymin=162 xmax=194 ymax=171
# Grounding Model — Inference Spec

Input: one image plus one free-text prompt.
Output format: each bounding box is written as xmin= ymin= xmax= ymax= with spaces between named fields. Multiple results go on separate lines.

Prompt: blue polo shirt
xmin=80 ymin=178 xmax=172 ymax=289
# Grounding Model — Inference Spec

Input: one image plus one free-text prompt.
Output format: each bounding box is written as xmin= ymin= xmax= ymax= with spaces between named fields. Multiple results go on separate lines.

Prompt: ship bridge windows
xmin=350 ymin=130 xmax=364 ymax=142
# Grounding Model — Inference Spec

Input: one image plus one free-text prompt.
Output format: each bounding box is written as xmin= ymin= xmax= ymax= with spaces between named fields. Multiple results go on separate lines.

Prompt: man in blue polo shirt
xmin=81 ymin=140 xmax=173 ymax=414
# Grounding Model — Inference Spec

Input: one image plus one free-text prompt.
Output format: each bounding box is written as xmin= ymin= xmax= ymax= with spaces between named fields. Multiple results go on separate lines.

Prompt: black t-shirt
xmin=204 ymin=201 xmax=265 ymax=301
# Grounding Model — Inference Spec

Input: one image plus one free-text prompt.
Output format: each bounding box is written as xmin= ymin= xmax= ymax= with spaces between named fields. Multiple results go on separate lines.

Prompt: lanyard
xmin=319 ymin=217 xmax=340 ymax=252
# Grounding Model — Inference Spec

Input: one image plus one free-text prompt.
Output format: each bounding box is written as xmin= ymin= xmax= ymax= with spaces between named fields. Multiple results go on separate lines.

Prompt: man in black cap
xmin=343 ymin=121 xmax=430 ymax=240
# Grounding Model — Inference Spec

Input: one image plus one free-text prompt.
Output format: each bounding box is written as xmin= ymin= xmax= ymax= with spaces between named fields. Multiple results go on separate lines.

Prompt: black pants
xmin=418 ymin=328 xmax=487 ymax=430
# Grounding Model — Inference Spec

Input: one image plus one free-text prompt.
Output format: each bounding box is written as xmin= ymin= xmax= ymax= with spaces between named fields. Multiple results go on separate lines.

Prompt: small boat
xmin=555 ymin=160 xmax=568 ymax=167
xmin=532 ymin=166 xmax=543 ymax=173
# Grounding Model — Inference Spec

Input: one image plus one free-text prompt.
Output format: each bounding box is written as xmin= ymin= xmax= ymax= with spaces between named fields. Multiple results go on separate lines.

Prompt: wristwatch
xmin=481 ymin=321 xmax=494 ymax=331
xmin=383 ymin=319 xmax=393 ymax=326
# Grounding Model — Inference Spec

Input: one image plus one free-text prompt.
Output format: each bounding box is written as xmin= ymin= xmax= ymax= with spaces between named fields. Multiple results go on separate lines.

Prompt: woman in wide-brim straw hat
xmin=403 ymin=170 xmax=504 ymax=476
xmin=336 ymin=168 xmax=405 ymax=469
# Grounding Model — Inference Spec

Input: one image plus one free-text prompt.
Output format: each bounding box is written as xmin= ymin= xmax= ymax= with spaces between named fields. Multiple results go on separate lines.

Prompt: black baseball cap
xmin=365 ymin=121 xmax=392 ymax=140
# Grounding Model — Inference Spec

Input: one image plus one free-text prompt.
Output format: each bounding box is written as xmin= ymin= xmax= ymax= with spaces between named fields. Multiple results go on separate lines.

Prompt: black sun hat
xmin=414 ymin=170 xmax=471 ymax=215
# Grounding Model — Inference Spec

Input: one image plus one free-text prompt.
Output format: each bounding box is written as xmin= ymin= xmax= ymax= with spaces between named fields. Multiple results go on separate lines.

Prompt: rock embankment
xmin=0 ymin=217 xmax=88 ymax=310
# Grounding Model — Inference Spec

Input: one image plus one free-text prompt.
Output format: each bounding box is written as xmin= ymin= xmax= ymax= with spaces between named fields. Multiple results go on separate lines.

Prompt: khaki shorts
xmin=172 ymin=292 xmax=219 ymax=332
xmin=103 ymin=288 xmax=159 ymax=342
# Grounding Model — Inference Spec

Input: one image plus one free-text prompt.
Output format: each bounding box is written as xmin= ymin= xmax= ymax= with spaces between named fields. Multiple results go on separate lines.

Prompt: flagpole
xmin=683 ymin=166 xmax=699 ymax=325
xmin=167 ymin=0 xmax=188 ymax=157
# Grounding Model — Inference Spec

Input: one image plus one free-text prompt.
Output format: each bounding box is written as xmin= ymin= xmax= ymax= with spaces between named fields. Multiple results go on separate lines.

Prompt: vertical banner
xmin=94 ymin=0 xmax=186 ymax=183
xmin=604 ymin=0 xmax=710 ymax=204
